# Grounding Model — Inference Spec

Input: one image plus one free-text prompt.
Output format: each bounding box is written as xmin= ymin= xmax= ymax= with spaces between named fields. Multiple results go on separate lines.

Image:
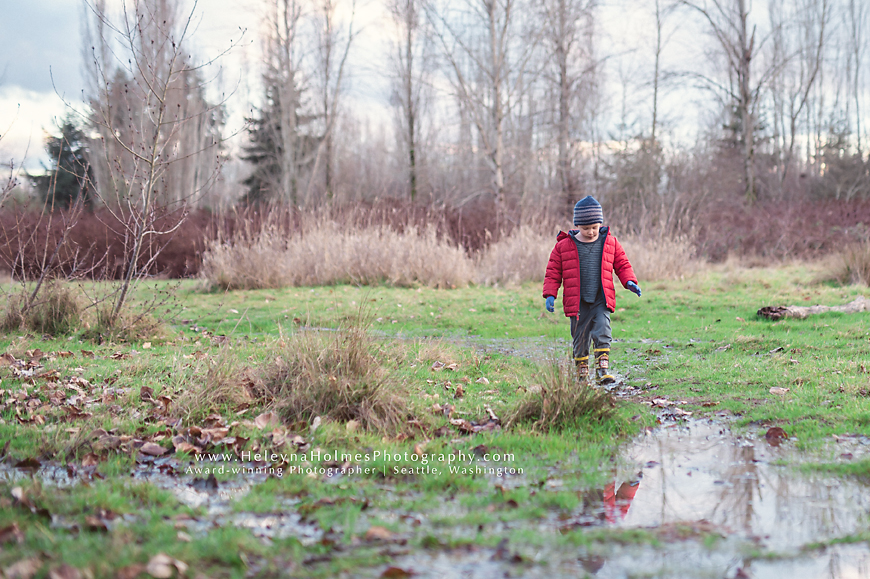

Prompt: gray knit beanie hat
xmin=573 ymin=196 xmax=603 ymax=226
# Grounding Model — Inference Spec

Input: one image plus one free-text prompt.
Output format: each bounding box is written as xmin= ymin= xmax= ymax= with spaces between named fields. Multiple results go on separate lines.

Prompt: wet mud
xmin=4 ymin=417 xmax=870 ymax=577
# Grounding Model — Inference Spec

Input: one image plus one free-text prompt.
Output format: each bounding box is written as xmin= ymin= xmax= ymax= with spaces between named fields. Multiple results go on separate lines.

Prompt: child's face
xmin=577 ymin=223 xmax=601 ymax=241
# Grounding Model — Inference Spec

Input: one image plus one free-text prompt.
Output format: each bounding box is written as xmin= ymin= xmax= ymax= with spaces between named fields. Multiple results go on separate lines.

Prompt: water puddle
xmin=377 ymin=419 xmax=870 ymax=579
xmin=619 ymin=420 xmax=870 ymax=551
xmin=0 ymin=459 xmax=323 ymax=544
xmin=4 ymin=419 xmax=870 ymax=577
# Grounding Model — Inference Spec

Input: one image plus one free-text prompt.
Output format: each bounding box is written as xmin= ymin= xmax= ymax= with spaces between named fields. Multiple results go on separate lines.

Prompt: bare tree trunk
xmin=276 ymin=0 xmax=302 ymax=205
xmin=487 ymin=0 xmax=507 ymax=209
xmin=308 ymin=0 xmax=355 ymax=204
xmin=539 ymin=0 xmax=594 ymax=213
xmin=736 ymin=0 xmax=756 ymax=202
xmin=555 ymin=0 xmax=575 ymax=209
xmin=388 ymin=0 xmax=431 ymax=201
xmin=405 ymin=7 xmax=418 ymax=200
xmin=649 ymin=0 xmax=667 ymax=199
xmin=848 ymin=0 xmax=866 ymax=158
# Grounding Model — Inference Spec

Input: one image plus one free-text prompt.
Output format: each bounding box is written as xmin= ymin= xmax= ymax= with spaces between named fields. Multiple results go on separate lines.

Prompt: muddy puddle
xmin=0 ymin=459 xmax=324 ymax=544
xmin=379 ymin=419 xmax=870 ymax=579
xmin=4 ymin=418 xmax=870 ymax=578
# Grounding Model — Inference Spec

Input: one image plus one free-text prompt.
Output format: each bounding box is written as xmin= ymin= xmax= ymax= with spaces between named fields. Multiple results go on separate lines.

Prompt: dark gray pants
xmin=571 ymin=300 xmax=612 ymax=362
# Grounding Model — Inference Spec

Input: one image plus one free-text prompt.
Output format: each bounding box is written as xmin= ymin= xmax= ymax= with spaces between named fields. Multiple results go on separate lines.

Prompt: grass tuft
xmin=79 ymin=306 xmax=167 ymax=343
xmin=252 ymin=317 xmax=413 ymax=434
xmin=1 ymin=281 xmax=82 ymax=336
xmin=506 ymin=363 xmax=617 ymax=432
xmin=175 ymin=346 xmax=258 ymax=419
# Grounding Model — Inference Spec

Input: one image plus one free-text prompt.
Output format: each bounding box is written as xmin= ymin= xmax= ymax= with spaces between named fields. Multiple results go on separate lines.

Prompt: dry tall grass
xmin=200 ymin=207 xmax=702 ymax=288
xmin=475 ymin=225 xmax=556 ymax=286
xmin=620 ymin=233 xmax=700 ymax=281
xmin=820 ymin=242 xmax=870 ymax=286
xmin=201 ymin=211 xmax=474 ymax=289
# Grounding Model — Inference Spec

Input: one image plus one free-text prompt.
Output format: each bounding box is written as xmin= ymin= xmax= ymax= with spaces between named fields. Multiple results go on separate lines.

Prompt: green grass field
xmin=1 ymin=262 xmax=870 ymax=577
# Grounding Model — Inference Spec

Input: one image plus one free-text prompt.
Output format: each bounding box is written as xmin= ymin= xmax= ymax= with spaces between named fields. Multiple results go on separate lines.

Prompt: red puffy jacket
xmin=543 ymin=227 xmax=637 ymax=316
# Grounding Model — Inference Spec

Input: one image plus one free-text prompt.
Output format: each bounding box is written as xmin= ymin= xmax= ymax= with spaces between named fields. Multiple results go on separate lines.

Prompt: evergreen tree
xmin=33 ymin=116 xmax=95 ymax=209
xmin=241 ymin=80 xmax=283 ymax=205
xmin=241 ymin=72 xmax=318 ymax=205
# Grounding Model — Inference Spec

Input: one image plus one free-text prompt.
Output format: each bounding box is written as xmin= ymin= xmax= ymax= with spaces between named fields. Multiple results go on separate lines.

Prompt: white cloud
xmin=0 ymin=86 xmax=78 ymax=172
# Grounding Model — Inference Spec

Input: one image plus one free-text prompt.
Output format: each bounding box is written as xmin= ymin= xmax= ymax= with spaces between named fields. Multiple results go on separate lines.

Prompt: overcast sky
xmin=0 ymin=0 xmax=706 ymax=176
xmin=0 ymin=0 xmax=274 ymax=172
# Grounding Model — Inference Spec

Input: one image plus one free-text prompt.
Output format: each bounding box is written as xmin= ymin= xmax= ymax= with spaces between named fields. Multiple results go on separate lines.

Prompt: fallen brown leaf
xmin=364 ymin=525 xmax=394 ymax=541
xmin=4 ymin=557 xmax=42 ymax=579
xmin=765 ymin=426 xmax=789 ymax=446
xmin=84 ymin=515 xmax=109 ymax=532
xmin=140 ymin=442 xmax=168 ymax=456
xmin=380 ymin=567 xmax=414 ymax=578
xmin=0 ymin=522 xmax=24 ymax=544
xmin=145 ymin=553 xmax=187 ymax=578
xmin=48 ymin=564 xmax=82 ymax=579
xmin=254 ymin=411 xmax=281 ymax=430
xmin=432 ymin=425 xmax=451 ymax=437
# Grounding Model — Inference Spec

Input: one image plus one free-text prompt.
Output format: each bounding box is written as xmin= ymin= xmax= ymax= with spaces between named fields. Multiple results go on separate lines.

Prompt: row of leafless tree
xmin=228 ymin=0 xmax=870 ymax=216
xmin=17 ymin=0 xmax=870 ymax=223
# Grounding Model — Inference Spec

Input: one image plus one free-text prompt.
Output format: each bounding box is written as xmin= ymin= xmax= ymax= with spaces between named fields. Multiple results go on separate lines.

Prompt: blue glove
xmin=627 ymin=281 xmax=642 ymax=297
xmin=545 ymin=296 xmax=555 ymax=312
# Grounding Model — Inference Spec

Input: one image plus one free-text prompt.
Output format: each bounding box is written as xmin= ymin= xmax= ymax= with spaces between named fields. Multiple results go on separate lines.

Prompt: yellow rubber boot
xmin=574 ymin=356 xmax=589 ymax=385
xmin=594 ymin=349 xmax=615 ymax=385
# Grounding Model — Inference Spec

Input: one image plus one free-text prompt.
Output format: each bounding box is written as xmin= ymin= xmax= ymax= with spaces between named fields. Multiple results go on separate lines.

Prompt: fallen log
xmin=757 ymin=296 xmax=870 ymax=320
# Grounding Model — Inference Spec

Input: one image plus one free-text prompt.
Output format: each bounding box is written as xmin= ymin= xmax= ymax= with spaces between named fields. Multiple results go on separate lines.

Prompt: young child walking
xmin=543 ymin=196 xmax=641 ymax=384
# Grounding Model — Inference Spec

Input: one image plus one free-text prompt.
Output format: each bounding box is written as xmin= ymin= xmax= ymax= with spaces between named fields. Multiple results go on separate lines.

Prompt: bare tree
xmin=80 ymin=0 xmax=231 ymax=328
xmin=539 ymin=0 xmax=596 ymax=210
xmin=388 ymin=0 xmax=433 ymax=201
xmin=306 ymin=0 xmax=357 ymax=203
xmin=271 ymin=0 xmax=306 ymax=204
xmin=767 ymin=0 xmax=829 ymax=189
xmin=681 ymin=0 xmax=781 ymax=202
xmin=426 ymin=0 xmax=541 ymax=211
xmin=846 ymin=0 xmax=867 ymax=158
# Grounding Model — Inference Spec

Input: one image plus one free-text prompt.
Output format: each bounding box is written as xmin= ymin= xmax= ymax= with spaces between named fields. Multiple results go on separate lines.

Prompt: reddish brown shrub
xmin=694 ymin=198 xmax=870 ymax=261
xmin=0 ymin=208 xmax=212 ymax=279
